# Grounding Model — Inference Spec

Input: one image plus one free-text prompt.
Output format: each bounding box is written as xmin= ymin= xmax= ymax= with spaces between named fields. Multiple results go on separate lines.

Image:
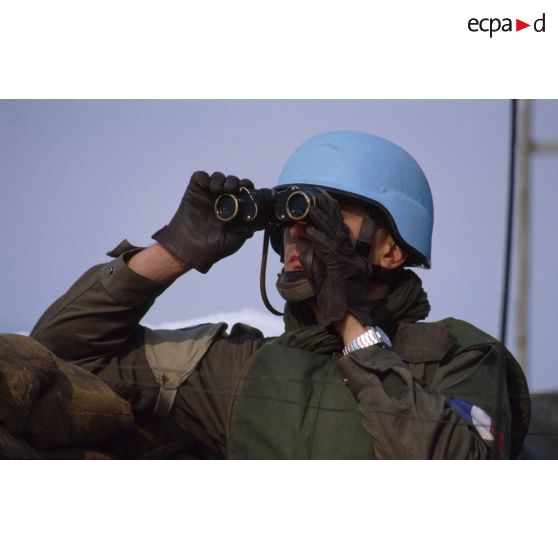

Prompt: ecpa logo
xmin=468 ymin=12 xmax=546 ymax=37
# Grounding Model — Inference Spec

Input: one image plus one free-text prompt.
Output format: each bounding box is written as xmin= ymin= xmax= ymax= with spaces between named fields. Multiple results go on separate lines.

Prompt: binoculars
xmin=214 ymin=185 xmax=319 ymax=225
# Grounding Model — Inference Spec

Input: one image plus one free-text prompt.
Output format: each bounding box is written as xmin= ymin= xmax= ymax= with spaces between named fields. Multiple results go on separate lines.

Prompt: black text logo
xmin=468 ymin=13 xmax=546 ymax=37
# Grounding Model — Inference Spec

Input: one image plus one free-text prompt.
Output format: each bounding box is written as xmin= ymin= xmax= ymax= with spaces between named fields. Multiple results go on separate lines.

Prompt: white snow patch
xmin=142 ymin=307 xmax=285 ymax=337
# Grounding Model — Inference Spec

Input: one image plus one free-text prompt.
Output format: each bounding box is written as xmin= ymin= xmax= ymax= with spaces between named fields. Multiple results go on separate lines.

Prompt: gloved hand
xmin=152 ymin=171 xmax=260 ymax=273
xmin=300 ymin=191 xmax=373 ymax=326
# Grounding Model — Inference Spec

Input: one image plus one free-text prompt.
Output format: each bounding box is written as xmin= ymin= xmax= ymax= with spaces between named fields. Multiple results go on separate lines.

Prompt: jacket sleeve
xmin=336 ymin=343 xmax=511 ymax=459
xmin=31 ymin=243 xmax=168 ymax=364
xmin=30 ymin=244 xmax=172 ymax=410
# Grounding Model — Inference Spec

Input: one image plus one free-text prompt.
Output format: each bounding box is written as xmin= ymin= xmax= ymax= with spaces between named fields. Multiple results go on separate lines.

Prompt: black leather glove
xmin=152 ymin=171 xmax=260 ymax=273
xmin=300 ymin=191 xmax=373 ymax=326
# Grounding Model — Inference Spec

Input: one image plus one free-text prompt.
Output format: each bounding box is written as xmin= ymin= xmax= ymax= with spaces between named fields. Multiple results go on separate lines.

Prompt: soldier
xmin=31 ymin=131 xmax=530 ymax=459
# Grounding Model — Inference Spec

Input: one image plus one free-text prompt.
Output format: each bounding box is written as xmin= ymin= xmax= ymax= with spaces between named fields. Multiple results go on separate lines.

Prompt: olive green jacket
xmin=31 ymin=242 xmax=530 ymax=459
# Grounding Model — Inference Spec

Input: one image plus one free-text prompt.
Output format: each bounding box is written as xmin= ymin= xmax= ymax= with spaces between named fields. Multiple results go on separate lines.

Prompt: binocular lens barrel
xmin=284 ymin=190 xmax=313 ymax=221
xmin=215 ymin=186 xmax=259 ymax=222
xmin=214 ymin=185 xmax=317 ymax=224
xmin=214 ymin=194 xmax=239 ymax=222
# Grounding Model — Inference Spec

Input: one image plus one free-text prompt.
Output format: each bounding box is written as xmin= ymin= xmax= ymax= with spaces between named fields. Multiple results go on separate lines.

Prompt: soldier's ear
xmin=371 ymin=230 xmax=408 ymax=269
xmin=384 ymin=242 xmax=408 ymax=269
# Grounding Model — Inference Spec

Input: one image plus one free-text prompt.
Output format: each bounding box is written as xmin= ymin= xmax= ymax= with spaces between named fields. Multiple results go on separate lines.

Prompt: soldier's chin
xmin=275 ymin=270 xmax=316 ymax=302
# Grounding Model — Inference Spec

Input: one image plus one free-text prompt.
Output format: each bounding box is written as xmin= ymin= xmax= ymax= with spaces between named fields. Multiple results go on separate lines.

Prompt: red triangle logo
xmin=516 ymin=19 xmax=530 ymax=31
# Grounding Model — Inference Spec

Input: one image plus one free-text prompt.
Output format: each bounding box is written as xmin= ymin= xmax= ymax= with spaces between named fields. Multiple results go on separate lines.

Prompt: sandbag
xmin=0 ymin=425 xmax=39 ymax=459
xmin=0 ymin=334 xmax=56 ymax=434
xmin=0 ymin=334 xmax=134 ymax=450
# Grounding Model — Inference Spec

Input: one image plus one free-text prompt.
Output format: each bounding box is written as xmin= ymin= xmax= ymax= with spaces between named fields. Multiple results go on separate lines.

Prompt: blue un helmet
xmin=274 ymin=131 xmax=434 ymax=268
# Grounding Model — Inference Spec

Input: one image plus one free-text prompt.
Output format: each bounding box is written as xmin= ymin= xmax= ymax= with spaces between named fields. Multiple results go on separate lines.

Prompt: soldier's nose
xmin=287 ymin=222 xmax=307 ymax=242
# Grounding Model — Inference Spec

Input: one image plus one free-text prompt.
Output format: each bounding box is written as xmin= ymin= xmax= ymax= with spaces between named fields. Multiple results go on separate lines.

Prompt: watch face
xmin=375 ymin=326 xmax=392 ymax=348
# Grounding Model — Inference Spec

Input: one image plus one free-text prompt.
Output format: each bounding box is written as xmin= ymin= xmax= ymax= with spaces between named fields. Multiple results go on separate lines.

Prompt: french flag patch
xmin=448 ymin=397 xmax=494 ymax=441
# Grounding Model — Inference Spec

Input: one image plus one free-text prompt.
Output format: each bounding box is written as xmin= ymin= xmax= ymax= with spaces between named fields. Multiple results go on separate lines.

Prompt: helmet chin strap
xmin=367 ymin=264 xmax=404 ymax=284
xmin=355 ymin=214 xmax=404 ymax=284
xmin=354 ymin=213 xmax=376 ymax=259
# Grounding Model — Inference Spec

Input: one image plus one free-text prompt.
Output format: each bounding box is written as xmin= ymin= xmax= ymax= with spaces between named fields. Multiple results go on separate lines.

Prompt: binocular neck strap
xmin=260 ymin=227 xmax=284 ymax=316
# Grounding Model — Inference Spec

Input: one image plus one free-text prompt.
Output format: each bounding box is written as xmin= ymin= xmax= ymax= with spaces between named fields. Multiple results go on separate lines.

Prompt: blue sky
xmin=1 ymin=99 xmax=557 ymax=391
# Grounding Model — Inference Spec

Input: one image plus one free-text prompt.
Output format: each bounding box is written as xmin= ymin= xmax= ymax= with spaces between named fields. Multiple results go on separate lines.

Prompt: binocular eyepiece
xmin=214 ymin=185 xmax=319 ymax=225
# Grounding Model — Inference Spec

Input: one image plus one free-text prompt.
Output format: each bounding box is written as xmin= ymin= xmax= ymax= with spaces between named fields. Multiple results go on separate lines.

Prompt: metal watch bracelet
xmin=342 ymin=326 xmax=392 ymax=355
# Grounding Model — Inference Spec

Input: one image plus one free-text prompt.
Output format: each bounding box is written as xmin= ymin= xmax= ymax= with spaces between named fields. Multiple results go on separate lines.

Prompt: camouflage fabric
xmin=0 ymin=425 xmax=39 ymax=459
xmin=0 ymin=334 xmax=134 ymax=451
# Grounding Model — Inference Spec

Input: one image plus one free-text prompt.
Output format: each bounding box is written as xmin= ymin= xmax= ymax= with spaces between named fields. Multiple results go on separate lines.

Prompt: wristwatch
xmin=342 ymin=326 xmax=392 ymax=355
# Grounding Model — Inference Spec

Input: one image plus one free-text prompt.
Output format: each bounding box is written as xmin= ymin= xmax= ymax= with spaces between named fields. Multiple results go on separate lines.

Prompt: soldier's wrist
xmin=128 ymin=243 xmax=191 ymax=283
xmin=335 ymin=313 xmax=369 ymax=345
